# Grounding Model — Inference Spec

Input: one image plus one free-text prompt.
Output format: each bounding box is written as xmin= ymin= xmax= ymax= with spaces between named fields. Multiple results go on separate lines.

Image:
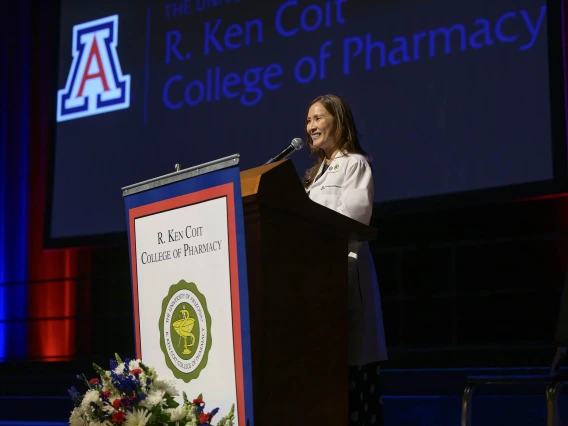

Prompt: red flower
xmin=112 ymin=398 xmax=121 ymax=409
xmin=193 ymin=398 xmax=204 ymax=405
xmin=112 ymin=411 xmax=125 ymax=423
xmin=199 ymin=413 xmax=212 ymax=424
xmin=89 ymin=378 xmax=100 ymax=385
xmin=102 ymin=391 xmax=111 ymax=398
xmin=131 ymin=368 xmax=142 ymax=376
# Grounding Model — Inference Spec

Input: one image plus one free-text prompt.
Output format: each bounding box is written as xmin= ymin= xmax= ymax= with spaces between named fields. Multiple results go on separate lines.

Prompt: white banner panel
xmin=132 ymin=195 xmax=239 ymax=422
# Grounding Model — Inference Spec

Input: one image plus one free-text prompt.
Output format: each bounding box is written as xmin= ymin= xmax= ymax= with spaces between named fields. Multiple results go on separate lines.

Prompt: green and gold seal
xmin=159 ymin=279 xmax=212 ymax=382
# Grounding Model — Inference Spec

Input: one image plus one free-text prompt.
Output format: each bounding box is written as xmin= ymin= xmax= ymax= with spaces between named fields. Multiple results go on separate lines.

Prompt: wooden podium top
xmin=240 ymin=159 xmax=376 ymax=243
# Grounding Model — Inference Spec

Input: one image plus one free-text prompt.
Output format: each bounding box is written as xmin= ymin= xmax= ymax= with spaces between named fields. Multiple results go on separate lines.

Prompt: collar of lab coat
xmin=307 ymin=151 xmax=348 ymax=191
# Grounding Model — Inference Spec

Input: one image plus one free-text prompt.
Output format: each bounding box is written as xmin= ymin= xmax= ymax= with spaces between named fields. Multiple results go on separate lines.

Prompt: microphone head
xmin=291 ymin=138 xmax=304 ymax=150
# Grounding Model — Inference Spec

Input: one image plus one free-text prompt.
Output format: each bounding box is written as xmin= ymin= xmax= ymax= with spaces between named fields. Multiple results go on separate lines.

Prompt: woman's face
xmin=306 ymin=102 xmax=336 ymax=154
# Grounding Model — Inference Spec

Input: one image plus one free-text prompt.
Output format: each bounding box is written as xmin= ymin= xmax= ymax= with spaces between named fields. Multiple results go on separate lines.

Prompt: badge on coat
xmin=327 ymin=164 xmax=340 ymax=173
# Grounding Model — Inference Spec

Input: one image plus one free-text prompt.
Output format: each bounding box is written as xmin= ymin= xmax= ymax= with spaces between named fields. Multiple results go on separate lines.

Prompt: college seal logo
xmin=159 ymin=280 xmax=212 ymax=382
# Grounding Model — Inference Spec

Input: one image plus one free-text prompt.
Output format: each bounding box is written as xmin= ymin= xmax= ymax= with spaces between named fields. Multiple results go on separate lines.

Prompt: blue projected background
xmin=51 ymin=0 xmax=555 ymax=240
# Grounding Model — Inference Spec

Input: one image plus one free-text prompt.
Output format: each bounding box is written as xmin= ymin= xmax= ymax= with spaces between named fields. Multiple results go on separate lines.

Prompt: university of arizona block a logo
xmin=57 ymin=15 xmax=131 ymax=122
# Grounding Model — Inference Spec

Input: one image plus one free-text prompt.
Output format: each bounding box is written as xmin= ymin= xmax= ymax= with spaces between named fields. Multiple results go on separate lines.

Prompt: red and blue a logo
xmin=57 ymin=15 xmax=131 ymax=122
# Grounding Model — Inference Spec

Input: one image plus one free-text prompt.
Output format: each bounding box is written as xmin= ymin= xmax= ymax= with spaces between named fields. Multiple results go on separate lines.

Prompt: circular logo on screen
xmin=159 ymin=280 xmax=212 ymax=382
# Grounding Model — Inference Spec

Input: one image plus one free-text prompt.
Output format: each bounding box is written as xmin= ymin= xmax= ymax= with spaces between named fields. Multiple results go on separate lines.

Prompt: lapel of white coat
xmin=306 ymin=161 xmax=326 ymax=192
xmin=306 ymin=151 xmax=348 ymax=192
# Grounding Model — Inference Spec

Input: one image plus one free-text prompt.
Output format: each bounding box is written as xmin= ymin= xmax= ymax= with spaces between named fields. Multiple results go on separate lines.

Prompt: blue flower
xmin=111 ymin=373 xmax=139 ymax=395
xmin=67 ymin=386 xmax=82 ymax=407
xmin=110 ymin=360 xmax=118 ymax=370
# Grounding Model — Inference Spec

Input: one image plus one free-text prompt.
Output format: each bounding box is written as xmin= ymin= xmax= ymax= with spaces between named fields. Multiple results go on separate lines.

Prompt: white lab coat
xmin=307 ymin=151 xmax=388 ymax=365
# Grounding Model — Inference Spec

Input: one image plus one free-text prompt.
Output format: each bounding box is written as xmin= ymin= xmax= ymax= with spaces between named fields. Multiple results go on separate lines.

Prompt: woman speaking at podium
xmin=304 ymin=94 xmax=388 ymax=426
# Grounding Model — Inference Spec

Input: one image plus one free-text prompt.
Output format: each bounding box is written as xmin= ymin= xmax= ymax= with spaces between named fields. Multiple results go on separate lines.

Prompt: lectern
xmin=122 ymin=155 xmax=376 ymax=426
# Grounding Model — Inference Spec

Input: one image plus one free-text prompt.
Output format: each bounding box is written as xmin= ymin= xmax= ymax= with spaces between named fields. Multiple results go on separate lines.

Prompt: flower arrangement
xmin=68 ymin=354 xmax=234 ymax=426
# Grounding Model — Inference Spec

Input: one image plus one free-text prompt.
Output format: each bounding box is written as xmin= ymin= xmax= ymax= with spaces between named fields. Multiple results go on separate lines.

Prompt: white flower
xmin=113 ymin=362 xmax=126 ymax=376
xmin=166 ymin=406 xmax=186 ymax=421
xmin=139 ymin=389 xmax=166 ymax=409
xmin=124 ymin=408 xmax=152 ymax=426
xmin=153 ymin=375 xmax=179 ymax=396
xmin=69 ymin=408 xmax=87 ymax=426
xmin=128 ymin=359 xmax=142 ymax=371
xmin=101 ymin=377 xmax=115 ymax=393
xmin=80 ymin=389 xmax=102 ymax=409
xmin=185 ymin=403 xmax=197 ymax=418
xmin=102 ymin=404 xmax=116 ymax=415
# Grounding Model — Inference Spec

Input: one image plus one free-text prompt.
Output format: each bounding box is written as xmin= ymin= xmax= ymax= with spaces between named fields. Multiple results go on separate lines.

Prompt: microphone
xmin=264 ymin=138 xmax=304 ymax=165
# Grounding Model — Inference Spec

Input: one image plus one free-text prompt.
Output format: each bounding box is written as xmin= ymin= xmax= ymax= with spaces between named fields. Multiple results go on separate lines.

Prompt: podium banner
xmin=123 ymin=161 xmax=252 ymax=426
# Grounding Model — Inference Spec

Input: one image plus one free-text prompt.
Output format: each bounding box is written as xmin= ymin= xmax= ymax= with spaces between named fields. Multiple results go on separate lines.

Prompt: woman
xmin=304 ymin=94 xmax=388 ymax=426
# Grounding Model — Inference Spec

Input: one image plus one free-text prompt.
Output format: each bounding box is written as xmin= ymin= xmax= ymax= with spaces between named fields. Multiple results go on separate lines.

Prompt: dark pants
xmin=348 ymin=362 xmax=384 ymax=426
